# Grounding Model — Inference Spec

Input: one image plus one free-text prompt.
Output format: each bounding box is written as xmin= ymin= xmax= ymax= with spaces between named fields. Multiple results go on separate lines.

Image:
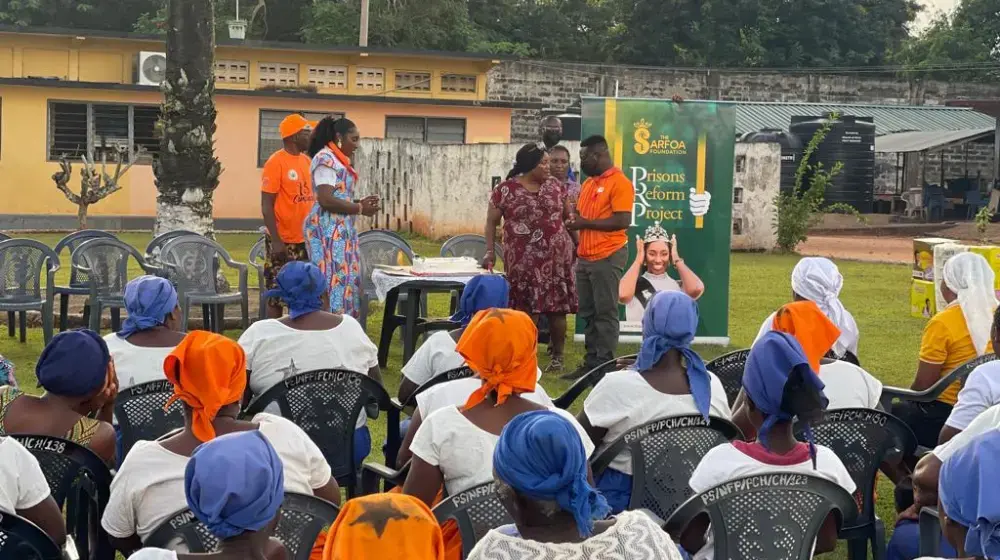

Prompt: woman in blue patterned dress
xmin=304 ymin=117 xmax=380 ymax=318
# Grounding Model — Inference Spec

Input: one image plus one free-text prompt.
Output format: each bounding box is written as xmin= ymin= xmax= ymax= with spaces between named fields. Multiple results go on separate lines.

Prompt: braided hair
xmin=506 ymin=142 xmax=547 ymax=180
xmin=308 ymin=117 xmax=357 ymax=158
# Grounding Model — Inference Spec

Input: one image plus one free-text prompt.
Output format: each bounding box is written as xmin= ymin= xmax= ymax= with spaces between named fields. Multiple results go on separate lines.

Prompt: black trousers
xmin=891 ymin=399 xmax=953 ymax=448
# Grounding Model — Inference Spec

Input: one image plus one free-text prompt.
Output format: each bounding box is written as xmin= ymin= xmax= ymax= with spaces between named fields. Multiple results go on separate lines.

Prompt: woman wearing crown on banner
xmin=619 ymin=221 xmax=705 ymax=323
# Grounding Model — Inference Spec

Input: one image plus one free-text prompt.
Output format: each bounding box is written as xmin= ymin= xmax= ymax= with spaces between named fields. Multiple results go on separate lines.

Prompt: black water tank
xmin=790 ymin=113 xmax=876 ymax=213
xmin=739 ymin=128 xmax=803 ymax=193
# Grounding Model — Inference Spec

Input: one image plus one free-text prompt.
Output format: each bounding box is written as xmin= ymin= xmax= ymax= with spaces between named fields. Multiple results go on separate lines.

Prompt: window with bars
xmin=354 ymin=67 xmax=385 ymax=92
xmin=440 ymin=74 xmax=477 ymax=93
xmin=216 ymin=59 xmax=250 ymax=84
xmin=258 ymin=62 xmax=299 ymax=87
xmin=394 ymin=71 xmax=431 ymax=92
xmin=307 ymin=65 xmax=348 ymax=90
xmin=257 ymin=109 xmax=340 ymax=167
xmin=48 ymin=101 xmax=160 ymax=162
xmin=385 ymin=117 xmax=466 ymax=144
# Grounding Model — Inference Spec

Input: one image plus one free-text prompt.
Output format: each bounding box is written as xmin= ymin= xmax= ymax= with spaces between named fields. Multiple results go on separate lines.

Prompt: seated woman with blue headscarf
xmin=126 ymin=430 xmax=288 ymax=560
xmin=468 ymin=410 xmax=684 ymax=560
xmin=577 ymin=291 xmax=732 ymax=513
xmin=397 ymin=275 xmax=510 ymax=404
xmin=0 ymin=329 xmax=118 ymax=465
xmin=683 ymin=332 xmax=855 ymax=559
xmin=917 ymin=429 xmax=1000 ymax=560
xmin=104 ymin=276 xmax=185 ymax=391
xmin=238 ymin=261 xmax=381 ymax=468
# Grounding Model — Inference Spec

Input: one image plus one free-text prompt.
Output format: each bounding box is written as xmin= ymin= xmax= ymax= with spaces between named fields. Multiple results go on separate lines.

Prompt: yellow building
xmin=0 ymin=26 xmax=517 ymax=228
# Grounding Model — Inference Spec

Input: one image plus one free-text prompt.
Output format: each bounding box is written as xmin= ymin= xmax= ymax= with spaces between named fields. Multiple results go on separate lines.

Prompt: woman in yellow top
xmin=894 ymin=252 xmax=998 ymax=448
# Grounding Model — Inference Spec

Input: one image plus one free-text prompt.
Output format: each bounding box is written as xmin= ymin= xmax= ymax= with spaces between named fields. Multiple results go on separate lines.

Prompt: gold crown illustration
xmin=634 ymin=118 xmax=652 ymax=131
xmin=643 ymin=221 xmax=670 ymax=243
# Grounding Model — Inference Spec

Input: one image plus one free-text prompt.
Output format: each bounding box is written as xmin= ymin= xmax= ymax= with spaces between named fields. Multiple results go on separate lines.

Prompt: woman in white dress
xmin=619 ymin=221 xmax=704 ymax=323
xmin=469 ymin=410 xmax=684 ymax=560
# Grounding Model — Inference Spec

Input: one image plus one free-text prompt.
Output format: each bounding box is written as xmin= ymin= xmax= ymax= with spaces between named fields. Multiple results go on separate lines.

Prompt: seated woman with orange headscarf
xmin=101 ymin=331 xmax=340 ymax=557
xmin=402 ymin=309 xmax=594 ymax=560
xmin=322 ymin=494 xmax=444 ymax=560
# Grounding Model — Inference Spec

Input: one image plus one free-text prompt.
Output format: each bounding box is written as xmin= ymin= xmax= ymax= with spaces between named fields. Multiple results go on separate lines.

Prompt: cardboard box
xmin=911 ymin=279 xmax=937 ymax=319
xmin=933 ymin=243 xmax=969 ymax=312
xmin=913 ymin=237 xmax=958 ymax=281
xmin=968 ymin=246 xmax=1000 ymax=292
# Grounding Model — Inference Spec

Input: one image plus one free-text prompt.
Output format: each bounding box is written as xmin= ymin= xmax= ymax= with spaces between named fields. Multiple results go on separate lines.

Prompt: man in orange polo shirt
xmin=261 ymin=113 xmax=315 ymax=318
xmin=565 ymin=135 xmax=635 ymax=379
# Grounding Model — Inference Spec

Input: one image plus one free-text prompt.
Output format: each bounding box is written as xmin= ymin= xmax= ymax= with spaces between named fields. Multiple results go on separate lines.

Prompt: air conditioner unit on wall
xmin=137 ymin=51 xmax=167 ymax=86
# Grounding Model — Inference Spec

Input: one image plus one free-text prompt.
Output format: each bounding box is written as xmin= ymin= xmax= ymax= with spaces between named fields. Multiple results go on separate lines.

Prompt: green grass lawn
xmin=0 ymin=232 xmax=925 ymax=557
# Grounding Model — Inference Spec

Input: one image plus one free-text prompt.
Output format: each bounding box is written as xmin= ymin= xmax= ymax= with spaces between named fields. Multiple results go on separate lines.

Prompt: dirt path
xmin=797 ymin=236 xmax=913 ymax=265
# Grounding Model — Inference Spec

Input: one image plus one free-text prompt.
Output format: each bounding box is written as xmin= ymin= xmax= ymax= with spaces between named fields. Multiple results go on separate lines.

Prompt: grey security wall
xmin=490 ymin=60 xmax=1000 ymax=142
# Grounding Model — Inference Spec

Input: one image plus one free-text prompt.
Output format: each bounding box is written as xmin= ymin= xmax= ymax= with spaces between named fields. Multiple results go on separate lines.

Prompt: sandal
xmin=545 ymin=356 xmax=564 ymax=373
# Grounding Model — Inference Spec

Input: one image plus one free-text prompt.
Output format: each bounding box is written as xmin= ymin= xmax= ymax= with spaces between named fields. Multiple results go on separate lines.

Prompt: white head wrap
xmin=790 ymin=257 xmax=860 ymax=358
xmin=942 ymin=252 xmax=998 ymax=356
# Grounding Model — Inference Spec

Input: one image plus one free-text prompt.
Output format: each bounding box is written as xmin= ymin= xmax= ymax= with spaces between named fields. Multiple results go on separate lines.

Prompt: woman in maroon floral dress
xmin=483 ymin=143 xmax=578 ymax=372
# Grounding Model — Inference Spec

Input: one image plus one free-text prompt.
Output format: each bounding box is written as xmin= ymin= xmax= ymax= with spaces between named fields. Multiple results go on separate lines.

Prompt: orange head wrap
xmin=163 ymin=331 xmax=247 ymax=442
xmin=771 ymin=301 xmax=841 ymax=372
xmin=457 ymin=308 xmax=538 ymax=409
xmin=323 ymin=494 xmax=445 ymax=560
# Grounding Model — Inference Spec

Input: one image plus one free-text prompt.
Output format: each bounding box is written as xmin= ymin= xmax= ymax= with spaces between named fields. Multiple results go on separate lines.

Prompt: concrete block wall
xmin=732 ymin=142 xmax=781 ymax=251
xmin=922 ymin=143 xmax=996 ymax=187
xmin=491 ymin=60 xmax=1000 ymax=142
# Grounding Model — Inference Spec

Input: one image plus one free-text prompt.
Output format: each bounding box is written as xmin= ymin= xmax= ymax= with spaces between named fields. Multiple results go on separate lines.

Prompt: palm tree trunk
xmin=153 ymin=0 xmax=222 ymax=236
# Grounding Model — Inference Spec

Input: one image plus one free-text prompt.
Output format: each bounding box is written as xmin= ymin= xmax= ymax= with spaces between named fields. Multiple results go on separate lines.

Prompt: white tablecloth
xmin=371 ymin=269 xmax=479 ymax=302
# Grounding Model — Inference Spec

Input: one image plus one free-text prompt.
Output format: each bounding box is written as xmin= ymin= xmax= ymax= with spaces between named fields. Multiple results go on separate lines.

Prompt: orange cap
xmin=279 ymin=114 xmax=315 ymax=139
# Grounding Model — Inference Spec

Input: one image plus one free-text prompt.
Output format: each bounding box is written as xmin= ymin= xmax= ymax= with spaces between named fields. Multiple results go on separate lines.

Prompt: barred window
xmin=48 ymin=101 xmax=160 ymax=162
xmin=385 ymin=117 xmax=465 ymax=144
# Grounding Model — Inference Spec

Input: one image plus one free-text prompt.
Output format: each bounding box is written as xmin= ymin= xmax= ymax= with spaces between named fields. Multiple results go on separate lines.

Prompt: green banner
xmin=578 ymin=97 xmax=735 ymax=343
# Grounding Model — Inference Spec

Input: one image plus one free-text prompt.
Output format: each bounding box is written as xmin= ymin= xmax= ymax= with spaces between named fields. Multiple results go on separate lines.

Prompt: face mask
xmin=542 ymin=130 xmax=562 ymax=148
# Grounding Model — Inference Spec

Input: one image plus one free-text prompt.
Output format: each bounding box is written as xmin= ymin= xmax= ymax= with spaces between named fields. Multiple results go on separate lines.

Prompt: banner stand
xmin=575 ymin=97 xmax=736 ymax=345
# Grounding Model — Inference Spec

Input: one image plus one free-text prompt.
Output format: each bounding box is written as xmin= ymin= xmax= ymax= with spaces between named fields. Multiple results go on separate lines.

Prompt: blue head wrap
xmin=940 ymin=430 xmax=1000 ymax=559
xmin=185 ymin=430 xmax=285 ymax=540
xmin=265 ymin=261 xmax=327 ymax=319
xmin=0 ymin=354 xmax=16 ymax=388
xmin=36 ymin=329 xmax=110 ymax=397
xmin=450 ymin=275 xmax=509 ymax=326
xmin=634 ymin=291 xmax=711 ymax=420
xmin=743 ymin=332 xmax=827 ymax=465
xmin=117 ymin=276 xmax=178 ymax=339
xmin=493 ymin=410 xmax=610 ymax=538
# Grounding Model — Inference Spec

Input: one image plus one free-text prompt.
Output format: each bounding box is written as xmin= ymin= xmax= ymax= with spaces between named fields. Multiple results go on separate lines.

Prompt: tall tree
xmin=153 ymin=0 xmax=222 ymax=236
xmin=0 ymin=0 xmax=160 ymax=30
xmin=303 ymin=0 xmax=473 ymax=51
xmin=894 ymin=0 xmax=1000 ymax=82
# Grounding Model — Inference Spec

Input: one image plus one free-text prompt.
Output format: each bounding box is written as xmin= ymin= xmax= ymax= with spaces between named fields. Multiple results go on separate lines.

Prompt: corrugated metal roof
xmin=875 ymin=128 xmax=995 ymax=153
xmin=732 ymin=101 xmax=997 ymax=136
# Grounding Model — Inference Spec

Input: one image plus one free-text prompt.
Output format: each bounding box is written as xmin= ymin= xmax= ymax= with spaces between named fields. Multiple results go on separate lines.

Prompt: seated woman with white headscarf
xmin=755 ymin=257 xmax=861 ymax=364
xmin=894 ymin=252 xmax=998 ymax=448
